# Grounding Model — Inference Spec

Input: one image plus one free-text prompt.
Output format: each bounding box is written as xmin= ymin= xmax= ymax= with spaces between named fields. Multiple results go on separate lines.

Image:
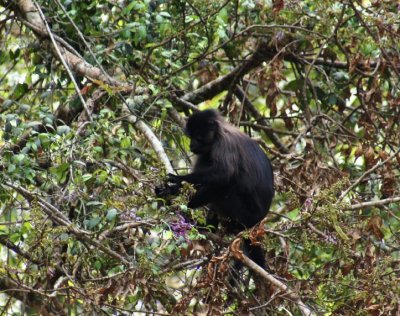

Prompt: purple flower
xmin=303 ymin=197 xmax=313 ymax=211
xmin=170 ymin=214 xmax=193 ymax=238
xmin=325 ymin=234 xmax=338 ymax=245
xmin=121 ymin=208 xmax=141 ymax=221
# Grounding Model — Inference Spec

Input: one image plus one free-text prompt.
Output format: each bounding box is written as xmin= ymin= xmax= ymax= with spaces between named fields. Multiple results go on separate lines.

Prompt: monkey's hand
xmin=167 ymin=173 xmax=183 ymax=184
xmin=155 ymin=182 xmax=181 ymax=198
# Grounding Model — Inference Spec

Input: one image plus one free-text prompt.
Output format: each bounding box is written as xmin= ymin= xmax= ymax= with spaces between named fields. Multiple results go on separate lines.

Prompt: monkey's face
xmin=188 ymin=129 xmax=216 ymax=154
xmin=185 ymin=110 xmax=219 ymax=155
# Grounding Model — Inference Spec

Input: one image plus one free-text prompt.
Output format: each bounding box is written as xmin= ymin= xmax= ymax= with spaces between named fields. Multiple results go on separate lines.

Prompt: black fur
xmin=168 ymin=109 xmax=274 ymax=269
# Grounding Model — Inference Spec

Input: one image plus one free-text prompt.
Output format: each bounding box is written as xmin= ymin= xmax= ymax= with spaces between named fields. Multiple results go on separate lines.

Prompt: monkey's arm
xmin=167 ymin=169 xmax=231 ymax=186
xmin=188 ymin=186 xmax=222 ymax=208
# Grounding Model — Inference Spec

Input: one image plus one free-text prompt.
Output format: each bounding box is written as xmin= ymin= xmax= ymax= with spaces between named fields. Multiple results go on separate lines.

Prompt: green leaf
xmin=159 ymin=11 xmax=171 ymax=18
xmin=38 ymin=133 xmax=51 ymax=148
xmin=123 ymin=2 xmax=137 ymax=14
xmin=57 ymin=125 xmax=71 ymax=135
xmin=93 ymin=146 xmax=104 ymax=154
xmin=85 ymin=216 xmax=101 ymax=229
xmin=12 ymin=154 xmax=26 ymax=164
xmin=106 ymin=208 xmax=118 ymax=221
xmin=26 ymin=121 xmax=42 ymax=128
xmin=82 ymin=174 xmax=93 ymax=182
xmin=21 ymin=222 xmax=32 ymax=234
xmin=50 ymin=163 xmax=70 ymax=183
xmin=10 ymin=232 xmax=21 ymax=243
xmin=86 ymin=201 xmax=104 ymax=206
xmin=96 ymin=170 xmax=108 ymax=184
xmin=7 ymin=164 xmax=16 ymax=173
xmin=59 ymin=233 xmax=69 ymax=241
xmin=121 ymin=137 xmax=131 ymax=148
xmin=12 ymin=83 xmax=28 ymax=99
xmin=164 ymin=231 xmax=173 ymax=240
xmin=94 ymin=260 xmax=102 ymax=270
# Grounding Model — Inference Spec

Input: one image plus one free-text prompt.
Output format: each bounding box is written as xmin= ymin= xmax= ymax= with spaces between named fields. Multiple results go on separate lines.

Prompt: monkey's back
xmin=210 ymin=136 xmax=274 ymax=228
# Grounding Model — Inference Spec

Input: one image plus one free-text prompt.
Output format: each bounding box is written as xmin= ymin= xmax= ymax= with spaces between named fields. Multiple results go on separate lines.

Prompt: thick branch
xmin=122 ymin=105 xmax=174 ymax=174
xmin=240 ymin=254 xmax=314 ymax=316
xmin=16 ymin=0 xmax=123 ymax=87
xmin=181 ymin=39 xmax=280 ymax=104
xmin=13 ymin=0 xmax=174 ymax=174
xmin=0 ymin=235 xmax=41 ymax=264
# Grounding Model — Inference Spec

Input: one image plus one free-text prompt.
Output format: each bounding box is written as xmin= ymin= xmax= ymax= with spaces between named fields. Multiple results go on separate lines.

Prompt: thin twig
xmin=338 ymin=147 xmax=400 ymax=203
xmin=32 ymin=0 xmax=92 ymax=120
xmin=348 ymin=196 xmax=400 ymax=210
xmin=3 ymin=182 xmax=131 ymax=266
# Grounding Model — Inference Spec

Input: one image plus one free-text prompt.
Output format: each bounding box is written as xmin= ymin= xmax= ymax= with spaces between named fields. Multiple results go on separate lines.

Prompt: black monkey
xmin=167 ymin=109 xmax=274 ymax=269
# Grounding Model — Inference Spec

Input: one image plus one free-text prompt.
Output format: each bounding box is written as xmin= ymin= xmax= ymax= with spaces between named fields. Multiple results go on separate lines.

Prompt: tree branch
xmin=0 ymin=235 xmax=41 ymax=264
xmin=348 ymin=196 xmax=400 ymax=210
xmin=181 ymin=39 xmax=282 ymax=104
xmin=240 ymin=253 xmax=314 ymax=316
xmin=122 ymin=104 xmax=174 ymax=174
xmin=12 ymin=0 xmax=175 ymax=174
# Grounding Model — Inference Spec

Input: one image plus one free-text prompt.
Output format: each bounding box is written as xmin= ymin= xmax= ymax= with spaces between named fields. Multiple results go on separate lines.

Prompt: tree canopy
xmin=0 ymin=0 xmax=399 ymax=315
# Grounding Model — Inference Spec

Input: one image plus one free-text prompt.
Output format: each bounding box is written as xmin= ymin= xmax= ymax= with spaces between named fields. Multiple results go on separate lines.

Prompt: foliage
xmin=0 ymin=0 xmax=399 ymax=315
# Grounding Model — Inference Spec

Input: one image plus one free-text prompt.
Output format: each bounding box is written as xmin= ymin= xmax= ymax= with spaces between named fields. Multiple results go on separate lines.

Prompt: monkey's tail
xmin=243 ymin=239 xmax=266 ymax=270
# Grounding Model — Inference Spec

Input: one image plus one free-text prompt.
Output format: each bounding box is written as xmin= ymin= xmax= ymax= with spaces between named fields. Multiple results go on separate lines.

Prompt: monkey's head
xmin=185 ymin=110 xmax=220 ymax=155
